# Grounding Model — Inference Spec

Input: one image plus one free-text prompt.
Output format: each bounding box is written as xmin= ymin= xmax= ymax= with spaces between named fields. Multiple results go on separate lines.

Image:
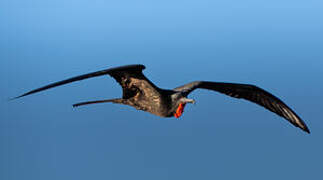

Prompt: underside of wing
xmin=107 ymin=65 xmax=160 ymax=99
xmin=12 ymin=64 xmax=146 ymax=99
xmin=176 ymin=81 xmax=310 ymax=133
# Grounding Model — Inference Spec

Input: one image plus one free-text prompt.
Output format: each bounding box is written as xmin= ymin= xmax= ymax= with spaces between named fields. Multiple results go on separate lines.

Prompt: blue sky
xmin=1 ymin=0 xmax=323 ymax=179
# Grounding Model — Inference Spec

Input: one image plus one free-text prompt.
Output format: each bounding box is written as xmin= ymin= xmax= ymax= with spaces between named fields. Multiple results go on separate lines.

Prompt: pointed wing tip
xmin=8 ymin=97 xmax=17 ymax=101
xmin=305 ymin=129 xmax=310 ymax=134
xmin=302 ymin=126 xmax=310 ymax=134
xmin=10 ymin=91 xmax=35 ymax=100
xmin=294 ymin=117 xmax=310 ymax=134
xmin=296 ymin=120 xmax=310 ymax=134
xmin=72 ymin=104 xmax=80 ymax=108
xmin=9 ymin=95 xmax=25 ymax=101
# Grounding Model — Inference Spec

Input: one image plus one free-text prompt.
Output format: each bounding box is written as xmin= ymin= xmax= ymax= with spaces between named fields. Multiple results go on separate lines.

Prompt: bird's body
xmin=13 ymin=64 xmax=310 ymax=133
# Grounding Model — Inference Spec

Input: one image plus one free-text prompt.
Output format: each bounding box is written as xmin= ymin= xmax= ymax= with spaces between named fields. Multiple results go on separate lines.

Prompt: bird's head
xmin=172 ymin=95 xmax=195 ymax=118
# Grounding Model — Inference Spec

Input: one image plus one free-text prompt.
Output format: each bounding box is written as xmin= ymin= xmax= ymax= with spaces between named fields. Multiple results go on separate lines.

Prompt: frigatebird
xmin=13 ymin=64 xmax=310 ymax=133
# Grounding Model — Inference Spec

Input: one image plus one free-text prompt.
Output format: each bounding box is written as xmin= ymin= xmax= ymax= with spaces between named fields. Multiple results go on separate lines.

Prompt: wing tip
xmin=301 ymin=125 xmax=310 ymax=134
xmin=8 ymin=97 xmax=18 ymax=101
xmin=305 ymin=129 xmax=310 ymax=134
xmin=294 ymin=116 xmax=310 ymax=134
xmin=9 ymin=94 xmax=27 ymax=101
xmin=295 ymin=119 xmax=310 ymax=134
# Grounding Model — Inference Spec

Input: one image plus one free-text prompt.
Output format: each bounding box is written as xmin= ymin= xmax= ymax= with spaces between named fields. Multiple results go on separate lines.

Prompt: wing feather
xmin=12 ymin=64 xmax=145 ymax=99
xmin=174 ymin=81 xmax=310 ymax=133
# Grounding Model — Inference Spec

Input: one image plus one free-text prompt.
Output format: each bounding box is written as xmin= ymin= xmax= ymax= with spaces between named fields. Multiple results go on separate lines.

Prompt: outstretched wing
xmin=12 ymin=64 xmax=150 ymax=99
xmin=174 ymin=81 xmax=310 ymax=133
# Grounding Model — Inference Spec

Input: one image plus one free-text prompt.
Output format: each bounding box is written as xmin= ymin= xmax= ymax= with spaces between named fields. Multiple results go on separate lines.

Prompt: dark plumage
xmin=13 ymin=64 xmax=310 ymax=133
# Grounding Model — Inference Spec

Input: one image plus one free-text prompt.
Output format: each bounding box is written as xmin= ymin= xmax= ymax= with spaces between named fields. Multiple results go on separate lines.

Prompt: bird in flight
xmin=13 ymin=64 xmax=310 ymax=133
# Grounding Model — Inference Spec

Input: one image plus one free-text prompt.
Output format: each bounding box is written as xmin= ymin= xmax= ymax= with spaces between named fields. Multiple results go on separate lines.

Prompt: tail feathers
xmin=73 ymin=98 xmax=123 ymax=107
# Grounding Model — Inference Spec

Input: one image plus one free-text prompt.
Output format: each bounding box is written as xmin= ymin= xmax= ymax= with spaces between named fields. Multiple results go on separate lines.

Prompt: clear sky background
xmin=1 ymin=0 xmax=323 ymax=179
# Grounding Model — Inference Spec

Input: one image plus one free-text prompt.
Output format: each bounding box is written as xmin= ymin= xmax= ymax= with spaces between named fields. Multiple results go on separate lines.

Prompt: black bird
xmin=13 ymin=64 xmax=310 ymax=133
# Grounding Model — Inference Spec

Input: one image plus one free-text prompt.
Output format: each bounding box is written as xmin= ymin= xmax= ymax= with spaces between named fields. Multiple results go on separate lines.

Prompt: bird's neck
xmin=174 ymin=103 xmax=186 ymax=118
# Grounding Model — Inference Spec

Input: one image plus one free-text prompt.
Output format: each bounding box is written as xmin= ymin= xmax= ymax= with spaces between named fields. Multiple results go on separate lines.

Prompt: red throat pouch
xmin=174 ymin=103 xmax=186 ymax=118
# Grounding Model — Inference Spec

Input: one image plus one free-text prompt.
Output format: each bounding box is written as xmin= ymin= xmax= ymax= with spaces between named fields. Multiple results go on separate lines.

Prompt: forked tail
xmin=73 ymin=98 xmax=123 ymax=107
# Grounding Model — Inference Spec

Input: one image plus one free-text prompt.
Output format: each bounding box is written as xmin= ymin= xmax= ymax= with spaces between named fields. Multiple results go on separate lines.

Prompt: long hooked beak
xmin=182 ymin=97 xmax=196 ymax=104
